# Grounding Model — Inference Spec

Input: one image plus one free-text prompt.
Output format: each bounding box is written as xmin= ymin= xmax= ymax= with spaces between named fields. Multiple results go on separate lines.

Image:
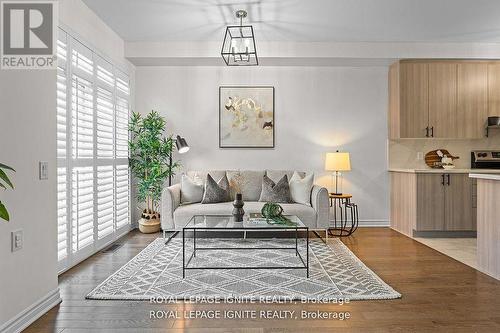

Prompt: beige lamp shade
xmin=325 ymin=152 xmax=351 ymax=171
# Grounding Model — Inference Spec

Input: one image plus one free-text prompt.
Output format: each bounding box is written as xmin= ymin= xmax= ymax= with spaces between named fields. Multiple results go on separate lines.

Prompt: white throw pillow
xmin=180 ymin=174 xmax=204 ymax=204
xmin=289 ymin=171 xmax=314 ymax=206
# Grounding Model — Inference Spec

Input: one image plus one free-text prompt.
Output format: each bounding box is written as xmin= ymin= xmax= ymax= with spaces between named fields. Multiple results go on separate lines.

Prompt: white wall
xmin=135 ymin=66 xmax=389 ymax=225
xmin=0 ymin=0 xmax=134 ymax=330
xmin=0 ymin=70 xmax=58 ymax=328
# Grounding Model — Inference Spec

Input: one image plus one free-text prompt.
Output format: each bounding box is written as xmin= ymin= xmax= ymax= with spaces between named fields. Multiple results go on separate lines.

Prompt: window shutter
xmin=97 ymin=166 xmax=114 ymax=239
xmin=57 ymin=33 xmax=68 ymax=160
xmin=96 ymin=87 xmax=114 ymax=158
xmin=57 ymin=29 xmax=131 ymax=272
xmin=72 ymin=167 xmax=94 ymax=251
xmin=57 ymin=167 xmax=68 ymax=261
xmin=115 ymin=165 xmax=130 ymax=229
xmin=57 ymin=29 xmax=69 ymax=262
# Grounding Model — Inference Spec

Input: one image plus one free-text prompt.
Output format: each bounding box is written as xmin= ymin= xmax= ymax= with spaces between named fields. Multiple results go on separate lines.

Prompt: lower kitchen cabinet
xmin=390 ymin=172 xmax=476 ymax=237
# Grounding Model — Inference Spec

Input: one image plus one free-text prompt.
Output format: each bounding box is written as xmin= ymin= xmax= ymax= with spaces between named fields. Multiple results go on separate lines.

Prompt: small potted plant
xmin=129 ymin=111 xmax=179 ymax=233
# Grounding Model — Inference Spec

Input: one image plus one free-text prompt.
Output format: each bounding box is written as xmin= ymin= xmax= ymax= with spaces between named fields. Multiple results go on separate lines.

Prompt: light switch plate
xmin=11 ymin=229 xmax=23 ymax=252
xmin=39 ymin=161 xmax=48 ymax=180
xmin=417 ymin=152 xmax=424 ymax=160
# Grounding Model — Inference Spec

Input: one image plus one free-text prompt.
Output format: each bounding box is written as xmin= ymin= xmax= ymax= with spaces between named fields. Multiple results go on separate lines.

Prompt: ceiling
xmin=82 ymin=0 xmax=500 ymax=43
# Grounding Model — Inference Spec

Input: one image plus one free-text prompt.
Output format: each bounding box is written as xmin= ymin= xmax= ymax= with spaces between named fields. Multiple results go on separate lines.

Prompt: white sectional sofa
xmin=161 ymin=170 xmax=330 ymax=231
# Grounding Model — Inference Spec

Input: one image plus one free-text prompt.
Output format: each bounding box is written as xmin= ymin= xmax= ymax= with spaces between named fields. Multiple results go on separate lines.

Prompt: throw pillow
xmin=258 ymin=174 xmax=292 ymax=203
xmin=180 ymin=174 xmax=204 ymax=204
xmin=201 ymin=174 xmax=231 ymax=204
xmin=289 ymin=171 xmax=314 ymax=206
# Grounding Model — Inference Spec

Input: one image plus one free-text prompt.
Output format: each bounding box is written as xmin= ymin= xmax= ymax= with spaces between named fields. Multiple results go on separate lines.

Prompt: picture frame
xmin=219 ymin=86 xmax=275 ymax=148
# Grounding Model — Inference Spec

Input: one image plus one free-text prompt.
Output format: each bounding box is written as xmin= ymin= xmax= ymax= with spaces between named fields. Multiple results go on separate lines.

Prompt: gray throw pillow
xmin=258 ymin=174 xmax=292 ymax=203
xmin=201 ymin=174 xmax=231 ymax=204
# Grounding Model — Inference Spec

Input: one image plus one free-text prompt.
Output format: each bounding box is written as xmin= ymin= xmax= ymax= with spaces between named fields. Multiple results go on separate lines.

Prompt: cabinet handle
xmin=425 ymin=127 xmax=429 ymax=137
xmin=430 ymin=126 xmax=434 ymax=137
xmin=447 ymin=174 xmax=451 ymax=186
xmin=441 ymin=174 xmax=445 ymax=186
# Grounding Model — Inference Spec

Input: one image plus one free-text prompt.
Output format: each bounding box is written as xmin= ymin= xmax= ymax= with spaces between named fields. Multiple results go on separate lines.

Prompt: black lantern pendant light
xmin=221 ymin=10 xmax=258 ymax=66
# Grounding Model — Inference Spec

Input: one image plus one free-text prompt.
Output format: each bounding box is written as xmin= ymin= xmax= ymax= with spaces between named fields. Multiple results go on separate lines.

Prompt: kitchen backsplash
xmin=388 ymin=132 xmax=500 ymax=169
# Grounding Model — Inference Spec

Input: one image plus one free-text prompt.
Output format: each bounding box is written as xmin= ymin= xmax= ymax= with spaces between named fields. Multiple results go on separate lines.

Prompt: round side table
xmin=328 ymin=193 xmax=359 ymax=237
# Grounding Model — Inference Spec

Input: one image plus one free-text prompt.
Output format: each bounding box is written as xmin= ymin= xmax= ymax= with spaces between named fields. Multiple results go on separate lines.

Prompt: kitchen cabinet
xmin=390 ymin=171 xmax=476 ymax=236
xmin=429 ymin=63 xmax=457 ymax=138
xmin=488 ymin=63 xmax=500 ymax=117
xmin=444 ymin=174 xmax=475 ymax=231
xmin=457 ymin=63 xmax=488 ymax=139
xmin=389 ymin=60 xmax=490 ymax=139
xmin=399 ymin=62 xmax=429 ymax=138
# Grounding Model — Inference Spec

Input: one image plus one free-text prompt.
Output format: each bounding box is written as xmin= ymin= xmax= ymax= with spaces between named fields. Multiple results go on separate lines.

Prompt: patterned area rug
xmin=86 ymin=238 xmax=401 ymax=301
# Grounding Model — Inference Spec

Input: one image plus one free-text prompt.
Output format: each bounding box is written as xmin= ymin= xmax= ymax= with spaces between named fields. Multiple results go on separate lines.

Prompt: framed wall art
xmin=219 ymin=86 xmax=275 ymax=148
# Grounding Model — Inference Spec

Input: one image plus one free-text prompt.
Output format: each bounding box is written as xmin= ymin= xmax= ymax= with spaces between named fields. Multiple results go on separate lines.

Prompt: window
xmin=57 ymin=28 xmax=131 ymax=272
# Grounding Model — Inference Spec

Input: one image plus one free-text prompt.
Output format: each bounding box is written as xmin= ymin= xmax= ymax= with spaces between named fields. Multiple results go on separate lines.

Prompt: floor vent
xmin=101 ymin=243 xmax=123 ymax=253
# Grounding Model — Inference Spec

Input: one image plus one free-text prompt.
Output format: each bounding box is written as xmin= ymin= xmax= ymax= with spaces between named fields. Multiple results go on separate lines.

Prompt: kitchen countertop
xmin=469 ymin=173 xmax=500 ymax=181
xmin=389 ymin=168 xmax=500 ymax=174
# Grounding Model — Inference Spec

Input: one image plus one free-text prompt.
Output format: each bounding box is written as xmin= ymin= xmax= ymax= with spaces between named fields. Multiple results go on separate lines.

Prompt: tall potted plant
xmin=0 ymin=163 xmax=15 ymax=222
xmin=129 ymin=111 xmax=179 ymax=233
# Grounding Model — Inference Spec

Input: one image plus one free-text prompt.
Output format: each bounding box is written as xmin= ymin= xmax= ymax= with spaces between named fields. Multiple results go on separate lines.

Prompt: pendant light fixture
xmin=221 ymin=10 xmax=258 ymax=66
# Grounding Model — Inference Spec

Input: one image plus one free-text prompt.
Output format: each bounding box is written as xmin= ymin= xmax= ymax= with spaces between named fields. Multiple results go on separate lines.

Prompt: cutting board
xmin=425 ymin=149 xmax=459 ymax=169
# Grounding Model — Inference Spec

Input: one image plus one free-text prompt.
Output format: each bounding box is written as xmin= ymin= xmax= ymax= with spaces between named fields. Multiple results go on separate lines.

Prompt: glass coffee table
xmin=182 ymin=215 xmax=309 ymax=278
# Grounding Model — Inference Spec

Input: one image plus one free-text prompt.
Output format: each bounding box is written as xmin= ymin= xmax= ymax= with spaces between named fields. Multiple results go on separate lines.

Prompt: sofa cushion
xmin=180 ymin=174 xmax=204 ymax=204
xmin=289 ymin=171 xmax=314 ymax=206
xmin=259 ymin=174 xmax=292 ymax=203
xmin=266 ymin=170 xmax=305 ymax=183
xmin=201 ymin=174 xmax=231 ymax=204
xmin=173 ymin=201 xmax=317 ymax=229
xmin=227 ymin=170 xmax=265 ymax=201
xmin=186 ymin=170 xmax=226 ymax=185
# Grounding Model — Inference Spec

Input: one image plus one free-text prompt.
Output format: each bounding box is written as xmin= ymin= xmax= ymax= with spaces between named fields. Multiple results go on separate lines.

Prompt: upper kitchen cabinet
xmin=457 ymin=63 xmax=488 ymax=139
xmin=389 ymin=61 xmax=428 ymax=139
xmin=389 ymin=60 xmax=489 ymax=139
xmin=488 ymin=63 xmax=500 ymax=117
xmin=429 ymin=62 xmax=458 ymax=138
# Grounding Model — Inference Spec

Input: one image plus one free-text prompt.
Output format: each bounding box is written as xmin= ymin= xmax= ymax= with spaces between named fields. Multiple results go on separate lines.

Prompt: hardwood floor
xmin=25 ymin=228 xmax=500 ymax=333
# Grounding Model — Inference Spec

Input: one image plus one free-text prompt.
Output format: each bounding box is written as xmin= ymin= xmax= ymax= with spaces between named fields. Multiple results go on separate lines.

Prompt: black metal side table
xmin=328 ymin=193 xmax=359 ymax=237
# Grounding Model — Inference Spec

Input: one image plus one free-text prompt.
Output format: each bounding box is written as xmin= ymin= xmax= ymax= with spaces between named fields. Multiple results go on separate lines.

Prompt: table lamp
xmin=325 ymin=151 xmax=351 ymax=195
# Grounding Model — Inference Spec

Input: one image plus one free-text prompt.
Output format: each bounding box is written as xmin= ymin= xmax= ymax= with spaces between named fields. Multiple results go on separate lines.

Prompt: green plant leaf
xmin=0 ymin=163 xmax=15 ymax=171
xmin=0 ymin=169 xmax=14 ymax=189
xmin=0 ymin=201 xmax=10 ymax=221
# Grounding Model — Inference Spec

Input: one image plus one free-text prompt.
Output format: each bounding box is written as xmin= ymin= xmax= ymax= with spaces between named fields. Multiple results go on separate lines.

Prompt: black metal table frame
xmin=329 ymin=197 xmax=359 ymax=237
xmin=182 ymin=226 xmax=309 ymax=278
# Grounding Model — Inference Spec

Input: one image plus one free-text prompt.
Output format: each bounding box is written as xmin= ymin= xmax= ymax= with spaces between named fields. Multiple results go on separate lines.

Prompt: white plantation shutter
xmin=96 ymin=87 xmax=114 ymax=158
xmin=57 ymin=28 xmax=131 ymax=273
xmin=97 ymin=166 xmax=114 ymax=239
xmin=72 ymin=167 xmax=94 ymax=251
xmin=57 ymin=167 xmax=68 ymax=260
xmin=115 ymin=165 xmax=130 ymax=229
xmin=71 ymin=75 xmax=94 ymax=159
xmin=115 ymin=96 xmax=129 ymax=158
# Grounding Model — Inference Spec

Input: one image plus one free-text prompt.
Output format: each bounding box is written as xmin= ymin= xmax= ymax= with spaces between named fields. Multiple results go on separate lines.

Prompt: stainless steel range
xmin=471 ymin=150 xmax=500 ymax=169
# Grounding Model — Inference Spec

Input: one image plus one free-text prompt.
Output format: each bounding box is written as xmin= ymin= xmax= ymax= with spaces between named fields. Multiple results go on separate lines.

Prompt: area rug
xmin=86 ymin=238 xmax=401 ymax=301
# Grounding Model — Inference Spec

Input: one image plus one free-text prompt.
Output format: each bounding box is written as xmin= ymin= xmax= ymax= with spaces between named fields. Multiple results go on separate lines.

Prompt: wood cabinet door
xmin=488 ymin=63 xmax=500 ymax=117
xmin=400 ymin=62 xmax=429 ymax=138
xmin=457 ymin=63 xmax=488 ymax=138
xmin=428 ymin=63 xmax=458 ymax=138
xmin=444 ymin=174 xmax=475 ymax=231
xmin=416 ymin=174 xmax=445 ymax=231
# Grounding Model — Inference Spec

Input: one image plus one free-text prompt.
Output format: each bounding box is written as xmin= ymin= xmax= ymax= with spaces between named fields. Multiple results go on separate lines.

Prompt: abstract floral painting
xmin=219 ymin=86 xmax=274 ymax=148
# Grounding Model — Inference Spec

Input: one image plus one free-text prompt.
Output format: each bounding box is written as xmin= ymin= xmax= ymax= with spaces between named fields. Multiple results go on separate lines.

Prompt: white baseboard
xmin=0 ymin=288 xmax=61 ymax=333
xmin=357 ymin=220 xmax=390 ymax=227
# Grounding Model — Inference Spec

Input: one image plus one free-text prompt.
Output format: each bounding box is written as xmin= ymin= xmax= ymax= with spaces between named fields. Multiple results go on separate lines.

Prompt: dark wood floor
xmin=25 ymin=228 xmax=500 ymax=333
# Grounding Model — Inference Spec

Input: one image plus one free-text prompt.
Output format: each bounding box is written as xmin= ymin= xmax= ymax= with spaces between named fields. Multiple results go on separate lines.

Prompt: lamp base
xmin=331 ymin=192 xmax=343 ymax=196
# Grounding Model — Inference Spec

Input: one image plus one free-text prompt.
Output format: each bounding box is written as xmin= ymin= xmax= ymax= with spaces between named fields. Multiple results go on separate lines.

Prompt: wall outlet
xmin=417 ymin=152 xmax=424 ymax=160
xmin=39 ymin=161 xmax=48 ymax=180
xmin=11 ymin=230 xmax=23 ymax=252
